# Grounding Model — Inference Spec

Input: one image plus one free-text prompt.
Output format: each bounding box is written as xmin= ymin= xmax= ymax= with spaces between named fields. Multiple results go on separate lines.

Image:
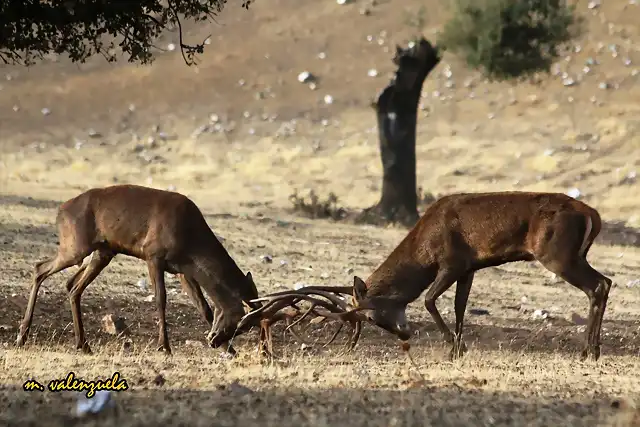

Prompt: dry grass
xmin=2 ymin=0 xmax=640 ymax=424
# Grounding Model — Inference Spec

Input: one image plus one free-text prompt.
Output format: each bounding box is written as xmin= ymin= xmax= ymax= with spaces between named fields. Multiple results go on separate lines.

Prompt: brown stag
xmin=240 ymin=192 xmax=612 ymax=361
xmin=15 ymin=184 xmax=260 ymax=355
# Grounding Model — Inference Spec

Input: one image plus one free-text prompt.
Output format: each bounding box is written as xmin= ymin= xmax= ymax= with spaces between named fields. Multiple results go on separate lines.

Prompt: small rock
xmin=41 ymin=107 xmax=51 ymax=116
xmin=566 ymin=188 xmax=581 ymax=199
xmin=185 ymin=340 xmax=204 ymax=348
xmin=587 ymin=0 xmax=600 ymax=9
xmin=297 ymin=71 xmax=315 ymax=84
xmin=598 ymin=82 xmax=611 ymax=90
xmin=532 ymin=309 xmax=550 ymax=320
xmin=137 ymin=278 xmax=149 ymax=291
xmin=293 ymin=282 xmax=306 ymax=290
xmin=101 ymin=314 xmax=127 ymax=336
xmin=346 ymin=267 xmax=354 ymax=274
xmin=87 ymin=129 xmax=101 ymax=138
xmin=468 ymin=308 xmax=490 ymax=316
xmin=219 ymin=351 xmax=235 ymax=360
xmin=570 ymin=312 xmax=588 ymax=325
xmin=323 ymin=94 xmax=334 ymax=105
xmin=158 ymin=132 xmax=176 ymax=141
xmin=563 ymin=77 xmax=577 ymax=87
xmin=336 ymin=0 xmax=352 ymax=4
xmin=626 ymin=279 xmax=640 ymax=288
xmin=167 ymin=43 xmax=176 ymax=51
xmin=261 ymin=255 xmax=273 ymax=264
xmin=143 ymin=295 xmax=155 ymax=302
xmin=318 ymin=52 xmax=326 ymax=59
xmin=367 ymin=68 xmax=378 ymax=77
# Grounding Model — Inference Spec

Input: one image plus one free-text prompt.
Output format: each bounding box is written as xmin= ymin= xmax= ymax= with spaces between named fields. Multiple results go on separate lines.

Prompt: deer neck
xmin=365 ymin=256 xmax=436 ymax=305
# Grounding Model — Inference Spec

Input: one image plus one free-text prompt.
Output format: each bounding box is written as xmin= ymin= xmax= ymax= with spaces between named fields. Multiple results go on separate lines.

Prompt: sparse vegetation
xmin=439 ymin=0 xmax=581 ymax=81
xmin=289 ymin=189 xmax=347 ymax=221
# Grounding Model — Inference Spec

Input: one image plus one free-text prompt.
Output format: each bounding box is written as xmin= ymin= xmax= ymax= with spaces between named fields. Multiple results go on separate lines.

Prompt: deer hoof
xmin=15 ymin=334 xmax=26 ymax=347
xmin=78 ymin=343 xmax=92 ymax=354
xmin=580 ymin=346 xmax=600 ymax=362
xmin=448 ymin=341 xmax=467 ymax=361
xmin=156 ymin=344 xmax=172 ymax=355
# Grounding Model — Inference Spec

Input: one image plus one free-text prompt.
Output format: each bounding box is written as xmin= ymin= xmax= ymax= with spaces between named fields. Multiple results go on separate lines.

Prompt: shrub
xmin=438 ymin=0 xmax=582 ymax=81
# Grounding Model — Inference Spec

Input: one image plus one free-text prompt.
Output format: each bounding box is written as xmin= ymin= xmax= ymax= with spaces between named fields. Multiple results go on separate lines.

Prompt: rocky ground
xmin=1 ymin=0 xmax=640 ymax=425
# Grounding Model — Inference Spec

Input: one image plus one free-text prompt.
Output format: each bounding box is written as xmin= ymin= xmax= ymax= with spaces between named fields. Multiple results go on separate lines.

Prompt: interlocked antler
xmin=236 ymin=286 xmax=364 ymax=357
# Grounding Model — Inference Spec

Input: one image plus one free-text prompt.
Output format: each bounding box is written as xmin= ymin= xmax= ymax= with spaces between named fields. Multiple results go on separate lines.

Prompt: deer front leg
xmin=423 ymin=269 xmax=460 ymax=345
xmin=451 ymin=272 xmax=474 ymax=360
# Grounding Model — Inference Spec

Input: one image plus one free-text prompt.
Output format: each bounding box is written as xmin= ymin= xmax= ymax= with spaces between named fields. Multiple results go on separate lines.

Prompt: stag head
xmin=352 ymin=276 xmax=412 ymax=340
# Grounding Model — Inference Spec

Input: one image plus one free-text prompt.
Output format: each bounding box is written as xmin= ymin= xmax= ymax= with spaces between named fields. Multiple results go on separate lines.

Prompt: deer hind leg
xmin=68 ymin=249 xmax=114 ymax=353
xmin=147 ymin=259 xmax=171 ymax=354
xmin=178 ymin=274 xmax=214 ymax=325
xmin=534 ymin=213 xmax=612 ymax=361
xmin=450 ymin=272 xmax=475 ymax=360
xmin=423 ymin=268 xmax=462 ymax=344
xmin=16 ymin=247 xmax=92 ymax=347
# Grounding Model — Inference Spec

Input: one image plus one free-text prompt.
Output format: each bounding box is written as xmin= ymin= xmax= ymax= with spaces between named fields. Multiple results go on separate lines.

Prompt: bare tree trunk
xmin=358 ymin=38 xmax=441 ymax=227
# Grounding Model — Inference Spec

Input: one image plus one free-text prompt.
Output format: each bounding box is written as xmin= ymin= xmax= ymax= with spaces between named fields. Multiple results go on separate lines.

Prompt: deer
xmin=241 ymin=191 xmax=612 ymax=361
xmin=15 ymin=184 xmax=261 ymax=355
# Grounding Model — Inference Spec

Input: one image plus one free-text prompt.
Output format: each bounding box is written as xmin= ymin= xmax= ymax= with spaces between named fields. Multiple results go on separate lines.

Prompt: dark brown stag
xmin=15 ymin=184 xmax=260 ymax=355
xmin=243 ymin=191 xmax=612 ymax=361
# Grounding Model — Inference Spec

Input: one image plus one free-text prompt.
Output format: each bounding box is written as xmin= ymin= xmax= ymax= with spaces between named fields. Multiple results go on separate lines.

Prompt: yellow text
xmin=47 ymin=371 xmax=129 ymax=398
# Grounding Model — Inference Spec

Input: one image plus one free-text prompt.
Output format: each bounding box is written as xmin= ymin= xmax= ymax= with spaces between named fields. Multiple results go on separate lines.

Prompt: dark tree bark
xmin=358 ymin=38 xmax=441 ymax=227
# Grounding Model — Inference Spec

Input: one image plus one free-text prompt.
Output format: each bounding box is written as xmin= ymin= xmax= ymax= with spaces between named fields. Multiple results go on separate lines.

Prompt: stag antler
xmin=237 ymin=286 xmax=365 ymax=357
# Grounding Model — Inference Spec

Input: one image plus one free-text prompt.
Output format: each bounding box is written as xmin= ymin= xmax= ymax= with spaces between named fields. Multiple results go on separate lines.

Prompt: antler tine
xmin=258 ymin=289 xmax=353 ymax=313
xmin=322 ymin=322 xmax=344 ymax=348
xmin=261 ymin=293 xmax=348 ymax=315
xmin=240 ymin=287 xmax=364 ymax=354
xmin=238 ymin=296 xmax=302 ymax=331
xmin=285 ymin=302 xmax=320 ymax=332
xmin=347 ymin=319 xmax=363 ymax=351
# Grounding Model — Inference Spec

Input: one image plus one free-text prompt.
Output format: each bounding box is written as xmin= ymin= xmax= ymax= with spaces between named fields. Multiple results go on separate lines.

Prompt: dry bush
xmin=288 ymin=189 xmax=347 ymax=221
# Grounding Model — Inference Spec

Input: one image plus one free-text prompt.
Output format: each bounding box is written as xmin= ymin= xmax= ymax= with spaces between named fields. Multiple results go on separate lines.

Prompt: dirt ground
xmin=1 ymin=0 xmax=640 ymax=425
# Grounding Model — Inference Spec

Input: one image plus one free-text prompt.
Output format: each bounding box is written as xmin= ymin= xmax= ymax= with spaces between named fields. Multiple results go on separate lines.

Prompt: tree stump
xmin=357 ymin=38 xmax=441 ymax=227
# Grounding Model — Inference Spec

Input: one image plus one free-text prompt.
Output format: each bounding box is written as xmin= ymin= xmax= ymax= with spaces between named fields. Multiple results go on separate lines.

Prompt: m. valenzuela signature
xmin=23 ymin=371 xmax=128 ymax=397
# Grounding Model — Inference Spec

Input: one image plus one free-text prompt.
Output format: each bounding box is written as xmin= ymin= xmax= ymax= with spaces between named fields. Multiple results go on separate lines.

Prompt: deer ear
xmin=353 ymin=276 xmax=367 ymax=301
xmin=246 ymin=271 xmax=253 ymax=282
